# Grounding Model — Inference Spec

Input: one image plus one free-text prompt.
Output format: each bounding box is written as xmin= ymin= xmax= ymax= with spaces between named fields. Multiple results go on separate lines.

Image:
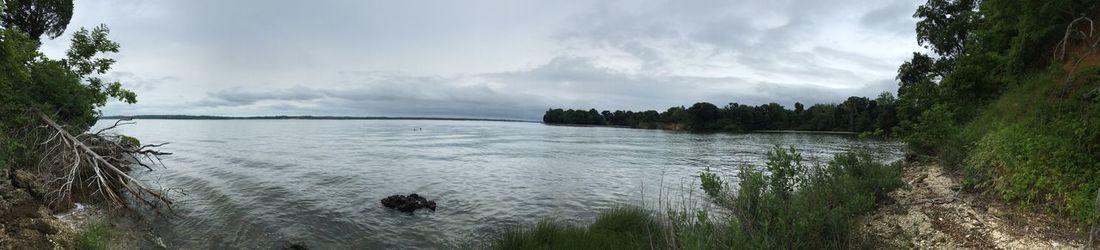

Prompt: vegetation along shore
xmin=2 ymin=0 xmax=1100 ymax=248
xmin=514 ymin=0 xmax=1100 ymax=248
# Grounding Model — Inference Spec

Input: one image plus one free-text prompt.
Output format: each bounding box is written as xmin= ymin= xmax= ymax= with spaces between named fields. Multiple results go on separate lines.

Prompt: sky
xmin=41 ymin=0 xmax=925 ymax=120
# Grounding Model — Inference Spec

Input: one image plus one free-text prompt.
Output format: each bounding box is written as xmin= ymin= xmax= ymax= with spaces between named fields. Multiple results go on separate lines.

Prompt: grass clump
xmin=491 ymin=207 xmax=667 ymax=250
xmin=74 ymin=220 xmax=118 ymax=250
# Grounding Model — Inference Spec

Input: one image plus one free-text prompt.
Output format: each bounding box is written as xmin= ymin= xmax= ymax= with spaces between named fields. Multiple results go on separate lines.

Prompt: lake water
xmin=102 ymin=119 xmax=903 ymax=249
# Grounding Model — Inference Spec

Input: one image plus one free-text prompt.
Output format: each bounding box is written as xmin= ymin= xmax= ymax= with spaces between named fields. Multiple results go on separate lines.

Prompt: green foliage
xmin=690 ymin=146 xmax=903 ymax=249
xmin=699 ymin=167 xmax=723 ymax=199
xmin=1 ymin=24 xmax=131 ymax=132
xmin=490 ymin=207 xmax=666 ymax=250
xmin=686 ymin=102 xmax=721 ymax=131
xmin=74 ymin=220 xmax=117 ymax=250
xmin=897 ymin=0 xmax=1100 ymax=223
xmin=119 ymin=134 xmax=140 ymax=148
xmin=961 ymin=70 xmax=1100 ymax=221
xmin=1 ymin=0 xmax=74 ymax=40
xmin=914 ymin=0 xmax=978 ymax=61
xmin=0 ymin=137 xmax=11 ymax=170
xmin=903 ymin=104 xmax=957 ymax=156
xmin=544 ymin=93 xmax=900 ymax=134
xmin=0 ymin=1 xmax=137 ymax=177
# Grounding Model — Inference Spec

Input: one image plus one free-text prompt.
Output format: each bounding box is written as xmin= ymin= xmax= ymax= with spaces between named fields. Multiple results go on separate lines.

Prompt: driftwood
xmin=31 ymin=111 xmax=172 ymax=212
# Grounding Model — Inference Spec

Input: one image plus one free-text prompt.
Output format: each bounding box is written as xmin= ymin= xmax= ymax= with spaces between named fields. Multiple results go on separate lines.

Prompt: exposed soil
xmin=860 ymin=163 xmax=1089 ymax=249
xmin=0 ymin=168 xmax=159 ymax=249
xmin=0 ymin=169 xmax=71 ymax=249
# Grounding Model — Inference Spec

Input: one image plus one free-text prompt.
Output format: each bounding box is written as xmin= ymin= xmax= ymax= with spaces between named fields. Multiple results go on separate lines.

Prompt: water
xmin=101 ymin=119 xmax=903 ymax=249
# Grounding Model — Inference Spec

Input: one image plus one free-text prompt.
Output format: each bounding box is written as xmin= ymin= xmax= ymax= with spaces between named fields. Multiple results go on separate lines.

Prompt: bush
xmin=490 ymin=207 xmax=667 ymax=250
xmin=693 ymin=146 xmax=903 ymax=249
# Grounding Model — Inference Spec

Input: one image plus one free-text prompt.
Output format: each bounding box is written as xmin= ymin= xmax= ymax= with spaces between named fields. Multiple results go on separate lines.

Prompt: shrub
xmin=694 ymin=146 xmax=903 ymax=249
xmin=904 ymin=104 xmax=958 ymax=156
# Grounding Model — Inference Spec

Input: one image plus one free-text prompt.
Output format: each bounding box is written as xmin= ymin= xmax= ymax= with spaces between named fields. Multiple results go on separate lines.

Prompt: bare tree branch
xmin=32 ymin=111 xmax=173 ymax=213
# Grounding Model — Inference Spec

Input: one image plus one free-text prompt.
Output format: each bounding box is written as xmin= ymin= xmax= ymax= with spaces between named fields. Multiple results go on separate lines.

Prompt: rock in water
xmin=281 ymin=241 xmax=309 ymax=250
xmin=381 ymin=193 xmax=437 ymax=213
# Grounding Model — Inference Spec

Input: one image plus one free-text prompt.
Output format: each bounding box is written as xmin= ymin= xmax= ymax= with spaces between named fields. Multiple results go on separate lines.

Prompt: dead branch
xmin=89 ymin=118 xmax=135 ymax=136
xmin=1055 ymin=17 xmax=1095 ymax=61
xmin=32 ymin=111 xmax=173 ymax=213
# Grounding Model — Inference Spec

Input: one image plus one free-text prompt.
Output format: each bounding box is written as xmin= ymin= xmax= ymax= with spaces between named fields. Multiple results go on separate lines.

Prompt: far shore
xmin=99 ymin=115 xmax=537 ymax=123
xmin=543 ymin=122 xmax=862 ymax=135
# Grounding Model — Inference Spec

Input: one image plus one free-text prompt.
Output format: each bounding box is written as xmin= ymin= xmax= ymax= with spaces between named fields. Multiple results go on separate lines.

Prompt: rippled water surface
xmin=103 ymin=119 xmax=903 ymax=249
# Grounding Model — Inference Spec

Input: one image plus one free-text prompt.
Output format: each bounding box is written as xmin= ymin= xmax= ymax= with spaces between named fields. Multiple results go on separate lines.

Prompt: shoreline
xmin=860 ymin=162 xmax=1085 ymax=249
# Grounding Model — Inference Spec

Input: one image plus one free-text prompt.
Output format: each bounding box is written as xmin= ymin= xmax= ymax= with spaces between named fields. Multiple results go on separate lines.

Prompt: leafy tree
xmin=914 ymin=0 xmax=978 ymax=63
xmin=686 ymin=102 xmax=721 ymax=131
xmin=1 ymin=0 xmax=73 ymax=40
xmin=1 ymin=23 xmax=135 ymax=166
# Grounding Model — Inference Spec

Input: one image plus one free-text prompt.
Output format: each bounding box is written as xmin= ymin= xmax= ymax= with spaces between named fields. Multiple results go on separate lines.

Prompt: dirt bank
xmin=0 ymin=168 xmax=156 ymax=249
xmin=0 ymin=169 xmax=71 ymax=249
xmin=860 ymin=163 xmax=1088 ymax=249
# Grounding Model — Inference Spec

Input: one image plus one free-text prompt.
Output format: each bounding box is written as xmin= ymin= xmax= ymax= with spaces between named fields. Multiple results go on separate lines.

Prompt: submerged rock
xmin=281 ymin=241 xmax=309 ymax=250
xmin=381 ymin=193 xmax=437 ymax=213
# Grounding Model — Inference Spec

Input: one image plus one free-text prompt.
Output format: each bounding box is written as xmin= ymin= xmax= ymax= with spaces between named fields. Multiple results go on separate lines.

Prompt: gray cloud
xmin=199 ymin=86 xmax=327 ymax=107
xmin=862 ymin=1 xmax=922 ymax=35
xmin=42 ymin=0 xmax=923 ymax=119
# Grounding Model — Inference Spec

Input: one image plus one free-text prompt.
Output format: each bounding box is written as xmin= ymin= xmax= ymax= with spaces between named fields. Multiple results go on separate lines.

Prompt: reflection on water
xmin=101 ymin=119 xmax=902 ymax=249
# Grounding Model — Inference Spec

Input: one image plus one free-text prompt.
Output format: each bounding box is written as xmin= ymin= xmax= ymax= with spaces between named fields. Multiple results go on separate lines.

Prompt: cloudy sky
xmin=41 ymin=0 xmax=924 ymax=120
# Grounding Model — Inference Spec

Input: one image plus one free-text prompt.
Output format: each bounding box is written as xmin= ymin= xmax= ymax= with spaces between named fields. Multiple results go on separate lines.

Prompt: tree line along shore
xmin=3 ymin=0 xmax=1100 ymax=249
xmin=544 ymin=92 xmax=899 ymax=136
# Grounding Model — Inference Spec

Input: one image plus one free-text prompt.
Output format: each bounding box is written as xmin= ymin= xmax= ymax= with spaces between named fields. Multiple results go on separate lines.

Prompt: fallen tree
xmin=24 ymin=110 xmax=173 ymax=213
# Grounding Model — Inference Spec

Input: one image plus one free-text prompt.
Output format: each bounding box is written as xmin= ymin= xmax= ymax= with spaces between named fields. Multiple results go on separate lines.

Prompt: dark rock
xmin=381 ymin=193 xmax=437 ymax=213
xmin=281 ymin=241 xmax=309 ymax=250
xmin=32 ymin=220 xmax=58 ymax=235
xmin=11 ymin=170 xmax=42 ymax=195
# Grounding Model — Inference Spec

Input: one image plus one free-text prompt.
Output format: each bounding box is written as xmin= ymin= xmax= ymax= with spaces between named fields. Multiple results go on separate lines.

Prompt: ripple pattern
xmin=101 ymin=120 xmax=903 ymax=249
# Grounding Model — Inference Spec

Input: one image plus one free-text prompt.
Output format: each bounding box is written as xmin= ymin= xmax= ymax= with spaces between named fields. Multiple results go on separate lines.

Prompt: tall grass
xmin=488 ymin=146 xmax=904 ymax=249
xmin=491 ymin=207 xmax=667 ymax=250
xmin=74 ymin=220 xmax=117 ymax=250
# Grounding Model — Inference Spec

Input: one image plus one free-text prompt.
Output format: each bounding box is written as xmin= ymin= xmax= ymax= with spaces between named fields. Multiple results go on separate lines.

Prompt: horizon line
xmin=99 ymin=115 xmax=539 ymax=123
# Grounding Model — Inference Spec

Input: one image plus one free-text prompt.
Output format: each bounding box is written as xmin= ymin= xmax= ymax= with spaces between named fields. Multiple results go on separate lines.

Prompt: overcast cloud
xmin=40 ymin=0 xmax=924 ymax=120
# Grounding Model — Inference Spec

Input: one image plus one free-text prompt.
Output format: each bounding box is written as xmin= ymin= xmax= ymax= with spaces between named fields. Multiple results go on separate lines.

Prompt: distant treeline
xmin=543 ymin=92 xmax=899 ymax=135
xmin=100 ymin=115 xmax=531 ymax=122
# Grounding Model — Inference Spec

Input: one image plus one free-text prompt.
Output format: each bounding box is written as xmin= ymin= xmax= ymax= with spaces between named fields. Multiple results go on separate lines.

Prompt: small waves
xmin=106 ymin=120 xmax=904 ymax=249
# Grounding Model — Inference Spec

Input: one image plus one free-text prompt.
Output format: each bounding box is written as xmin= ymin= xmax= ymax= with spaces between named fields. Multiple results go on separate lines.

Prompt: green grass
xmin=74 ymin=220 xmax=118 ymax=250
xmin=491 ymin=207 xmax=668 ymax=250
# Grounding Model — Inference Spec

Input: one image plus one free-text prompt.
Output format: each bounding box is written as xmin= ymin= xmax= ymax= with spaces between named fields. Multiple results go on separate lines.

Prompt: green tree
xmin=686 ymin=102 xmax=721 ymax=131
xmin=914 ymin=0 xmax=978 ymax=63
xmin=1 ymin=24 xmax=134 ymax=166
xmin=1 ymin=0 xmax=73 ymax=40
